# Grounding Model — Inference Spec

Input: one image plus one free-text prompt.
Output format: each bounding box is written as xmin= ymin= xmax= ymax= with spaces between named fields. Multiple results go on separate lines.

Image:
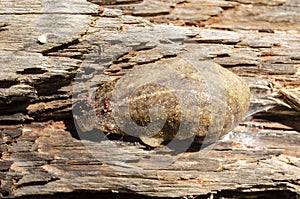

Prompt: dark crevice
xmin=111 ymin=45 xmax=156 ymax=64
xmin=14 ymin=191 xmax=161 ymax=199
xmin=0 ymin=190 xmax=10 ymax=197
xmin=69 ymin=54 xmax=84 ymax=59
xmin=209 ymin=190 xmax=298 ymax=199
xmin=221 ymin=5 xmax=236 ymax=10
xmin=16 ymin=68 xmax=48 ymax=75
xmin=216 ymin=53 xmax=230 ymax=58
xmin=131 ymin=43 xmax=157 ymax=51
xmin=0 ymin=113 xmax=33 ymax=125
xmin=291 ymin=56 xmax=300 ymax=60
xmin=132 ymin=11 xmax=170 ymax=17
xmin=220 ymin=63 xmax=258 ymax=68
xmin=0 ymin=119 xmax=32 ymax=125
xmin=63 ymin=118 xmax=80 ymax=139
xmin=28 ymin=105 xmax=72 ymax=122
xmin=161 ymin=54 xmax=178 ymax=59
xmin=12 ymin=190 xmax=299 ymax=199
xmin=34 ymin=74 xmax=75 ymax=96
xmin=16 ymin=177 xmax=59 ymax=189
xmin=0 ymin=80 xmax=19 ymax=88
xmin=0 ymin=160 xmax=14 ymax=172
xmin=0 ymin=23 xmax=9 ymax=32
xmin=194 ymin=40 xmax=240 ymax=45
xmin=0 ymin=99 xmax=31 ymax=116
xmin=41 ymin=39 xmax=80 ymax=56
xmin=258 ymin=29 xmax=275 ymax=33
xmin=88 ymin=0 xmax=143 ymax=6
xmin=176 ymin=0 xmax=189 ymax=5
xmin=65 ymin=116 xmax=141 ymax=143
xmin=254 ymin=111 xmax=300 ymax=131
xmin=169 ymin=0 xmax=188 ymax=8
xmin=135 ymin=54 xmax=178 ymax=66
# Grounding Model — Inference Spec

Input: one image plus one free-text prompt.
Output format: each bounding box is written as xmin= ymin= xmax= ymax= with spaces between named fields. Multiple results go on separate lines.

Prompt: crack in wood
xmin=0 ymin=23 xmax=9 ymax=32
xmin=15 ymin=177 xmax=60 ymax=189
xmin=41 ymin=39 xmax=81 ymax=57
xmin=88 ymin=0 xmax=143 ymax=6
xmin=1 ymin=0 xmax=300 ymax=198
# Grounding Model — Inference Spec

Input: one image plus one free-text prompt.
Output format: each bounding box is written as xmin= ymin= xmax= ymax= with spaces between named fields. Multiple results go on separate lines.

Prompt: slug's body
xmin=93 ymin=58 xmax=250 ymax=147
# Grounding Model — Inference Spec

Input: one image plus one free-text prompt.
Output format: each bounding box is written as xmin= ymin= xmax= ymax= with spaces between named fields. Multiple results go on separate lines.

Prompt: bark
xmin=0 ymin=0 xmax=299 ymax=198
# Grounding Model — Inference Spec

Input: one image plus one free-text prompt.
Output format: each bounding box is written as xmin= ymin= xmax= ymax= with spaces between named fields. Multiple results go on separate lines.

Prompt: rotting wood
xmin=0 ymin=0 xmax=299 ymax=198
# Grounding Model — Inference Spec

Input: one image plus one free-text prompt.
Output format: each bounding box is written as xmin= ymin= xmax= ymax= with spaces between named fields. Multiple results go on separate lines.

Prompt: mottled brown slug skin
xmin=95 ymin=58 xmax=250 ymax=146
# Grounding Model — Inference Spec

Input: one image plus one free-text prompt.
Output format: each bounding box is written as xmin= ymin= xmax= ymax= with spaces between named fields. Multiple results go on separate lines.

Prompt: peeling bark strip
xmin=0 ymin=0 xmax=300 ymax=198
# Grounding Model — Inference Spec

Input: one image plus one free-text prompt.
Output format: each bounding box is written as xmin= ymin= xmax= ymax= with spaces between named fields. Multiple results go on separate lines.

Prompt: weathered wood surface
xmin=0 ymin=0 xmax=299 ymax=198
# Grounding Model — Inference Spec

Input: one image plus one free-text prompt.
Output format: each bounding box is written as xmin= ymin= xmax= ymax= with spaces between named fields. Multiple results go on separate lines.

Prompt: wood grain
xmin=0 ymin=0 xmax=299 ymax=198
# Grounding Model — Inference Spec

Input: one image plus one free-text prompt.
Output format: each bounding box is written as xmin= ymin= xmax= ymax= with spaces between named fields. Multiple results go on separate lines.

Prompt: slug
xmin=92 ymin=57 xmax=250 ymax=147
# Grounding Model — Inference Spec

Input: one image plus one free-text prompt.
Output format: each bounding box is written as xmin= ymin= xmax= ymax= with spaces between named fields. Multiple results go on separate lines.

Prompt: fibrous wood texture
xmin=0 ymin=0 xmax=299 ymax=198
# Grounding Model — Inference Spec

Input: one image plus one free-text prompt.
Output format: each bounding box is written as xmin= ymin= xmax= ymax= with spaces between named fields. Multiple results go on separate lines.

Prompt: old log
xmin=0 ymin=0 xmax=299 ymax=198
